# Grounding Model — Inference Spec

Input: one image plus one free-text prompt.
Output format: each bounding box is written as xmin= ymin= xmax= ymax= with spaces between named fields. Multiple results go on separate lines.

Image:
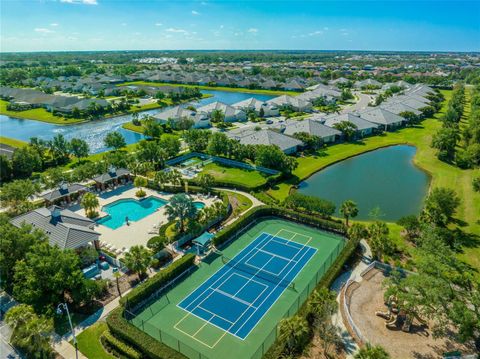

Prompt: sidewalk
xmin=330 ymin=239 xmax=372 ymax=358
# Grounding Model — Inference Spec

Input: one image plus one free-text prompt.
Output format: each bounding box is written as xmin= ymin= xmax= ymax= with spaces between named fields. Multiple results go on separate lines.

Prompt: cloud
xmin=60 ymin=0 xmax=98 ymax=5
xmin=166 ymin=28 xmax=189 ymax=34
xmin=200 ymin=1 xmax=208 ymax=5
xmin=121 ymin=22 xmax=127 ymax=26
xmin=155 ymin=22 xmax=162 ymax=26
xmin=308 ymin=30 xmax=323 ymax=36
xmin=191 ymin=10 xmax=200 ymax=15
xmin=323 ymin=27 xmax=329 ymax=31
xmin=34 ymin=28 xmax=54 ymax=34
xmin=50 ymin=23 xmax=59 ymax=27
xmin=247 ymin=28 xmax=258 ymax=33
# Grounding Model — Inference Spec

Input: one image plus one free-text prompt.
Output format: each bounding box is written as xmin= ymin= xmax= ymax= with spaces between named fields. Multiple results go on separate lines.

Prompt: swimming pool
xmin=194 ymin=201 xmax=206 ymax=210
xmin=97 ymin=196 xmax=168 ymax=230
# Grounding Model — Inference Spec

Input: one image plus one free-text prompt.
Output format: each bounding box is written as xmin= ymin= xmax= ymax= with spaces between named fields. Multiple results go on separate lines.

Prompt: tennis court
xmin=128 ymin=218 xmax=345 ymax=359
xmin=176 ymin=230 xmax=317 ymax=342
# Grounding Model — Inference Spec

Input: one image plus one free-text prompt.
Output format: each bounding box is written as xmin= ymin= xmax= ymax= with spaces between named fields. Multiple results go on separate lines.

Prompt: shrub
xmin=135 ymin=189 xmax=146 ymax=198
xmin=120 ymin=253 xmax=195 ymax=309
xmin=107 ymin=307 xmax=186 ymax=359
xmin=473 ymin=177 xmax=480 ymax=192
xmin=147 ymin=235 xmax=170 ymax=253
xmin=101 ymin=331 xmax=142 ymax=359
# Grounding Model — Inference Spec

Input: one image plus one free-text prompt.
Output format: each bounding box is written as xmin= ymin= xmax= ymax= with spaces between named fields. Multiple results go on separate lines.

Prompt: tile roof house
xmin=356 ymin=108 xmax=406 ymax=131
xmin=232 ymin=97 xmax=279 ymax=117
xmin=323 ymin=113 xmax=379 ymax=138
xmin=41 ymin=182 xmax=88 ymax=205
xmin=282 ymin=119 xmax=342 ymax=143
xmin=228 ymin=128 xmax=303 ymax=154
xmin=10 ymin=206 xmax=100 ymax=250
xmin=197 ymin=101 xmax=247 ymax=122
xmin=354 ymin=79 xmax=382 ymax=89
xmin=153 ymin=106 xmax=210 ymax=129
xmin=267 ymin=95 xmax=313 ymax=112
xmin=379 ymin=102 xmax=422 ymax=116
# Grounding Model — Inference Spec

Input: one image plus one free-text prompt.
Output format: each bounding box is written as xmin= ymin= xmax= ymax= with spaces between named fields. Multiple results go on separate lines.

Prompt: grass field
xmin=75 ymin=322 xmax=115 ymax=359
xmin=0 ymin=136 xmax=27 ymax=148
xmin=129 ymin=218 xmax=345 ymax=359
xmin=268 ymin=89 xmax=480 ymax=271
xmin=0 ymin=99 xmax=85 ymax=124
xmin=201 ymin=162 xmax=271 ymax=189
xmin=118 ymin=81 xmax=299 ymax=96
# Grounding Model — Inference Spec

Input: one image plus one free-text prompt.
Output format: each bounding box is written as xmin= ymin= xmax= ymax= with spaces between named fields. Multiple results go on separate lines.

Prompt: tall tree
xmin=81 ymin=192 xmax=100 ymax=218
xmin=122 ymin=245 xmax=152 ymax=280
xmin=164 ymin=194 xmax=197 ymax=233
xmin=340 ymin=200 xmax=358 ymax=226
xmin=421 ymin=187 xmax=460 ymax=227
xmin=278 ymin=315 xmax=310 ymax=355
xmin=354 ymin=343 xmax=390 ymax=359
xmin=0 ymin=179 xmax=40 ymax=214
xmin=5 ymin=304 xmax=54 ymax=358
xmin=69 ymin=138 xmax=90 ymax=159
xmin=104 ymin=131 xmax=126 ymax=151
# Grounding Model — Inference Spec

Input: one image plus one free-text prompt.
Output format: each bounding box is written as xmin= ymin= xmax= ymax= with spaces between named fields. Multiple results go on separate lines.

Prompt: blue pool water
xmin=97 ymin=196 xmax=167 ymax=230
xmin=194 ymin=201 xmax=206 ymax=210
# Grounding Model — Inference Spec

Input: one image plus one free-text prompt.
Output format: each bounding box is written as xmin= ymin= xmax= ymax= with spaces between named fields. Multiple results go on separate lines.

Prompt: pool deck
xmin=73 ymin=185 xmax=219 ymax=253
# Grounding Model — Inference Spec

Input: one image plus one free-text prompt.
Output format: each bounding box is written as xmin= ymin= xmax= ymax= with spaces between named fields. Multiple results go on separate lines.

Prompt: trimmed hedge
xmin=120 ymin=253 xmax=196 ymax=309
xmin=101 ymin=331 xmax=142 ymax=359
xmin=213 ymin=205 xmax=346 ymax=248
xmin=107 ymin=307 xmax=186 ymax=359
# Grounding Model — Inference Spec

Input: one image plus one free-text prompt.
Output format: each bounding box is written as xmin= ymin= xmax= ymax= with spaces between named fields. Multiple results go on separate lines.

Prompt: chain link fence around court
xmin=126 ymin=238 xmax=346 ymax=359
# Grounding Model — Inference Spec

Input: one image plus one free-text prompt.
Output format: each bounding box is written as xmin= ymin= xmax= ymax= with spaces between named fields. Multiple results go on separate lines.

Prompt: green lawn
xmin=75 ymin=322 xmax=115 ymax=359
xmin=225 ymin=191 xmax=253 ymax=217
xmin=268 ymin=89 xmax=480 ymax=271
xmin=118 ymin=81 xmax=299 ymax=96
xmin=0 ymin=99 xmax=85 ymax=125
xmin=201 ymin=162 xmax=270 ymax=189
xmin=0 ymin=136 xmax=28 ymax=148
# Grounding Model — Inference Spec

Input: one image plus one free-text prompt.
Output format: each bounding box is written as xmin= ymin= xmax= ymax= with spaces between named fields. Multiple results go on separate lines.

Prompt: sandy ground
xmin=347 ymin=269 xmax=475 ymax=359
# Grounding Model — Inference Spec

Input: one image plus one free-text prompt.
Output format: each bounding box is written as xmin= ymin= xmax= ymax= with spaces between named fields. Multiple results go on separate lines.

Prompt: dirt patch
xmin=345 ymin=269 xmax=475 ymax=358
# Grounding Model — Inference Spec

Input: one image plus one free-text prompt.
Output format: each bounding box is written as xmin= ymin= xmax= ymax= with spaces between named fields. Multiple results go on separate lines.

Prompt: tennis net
xmin=222 ymin=255 xmax=295 ymax=290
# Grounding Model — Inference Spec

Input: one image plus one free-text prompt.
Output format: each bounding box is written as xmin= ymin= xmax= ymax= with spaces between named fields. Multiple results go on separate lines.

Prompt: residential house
xmin=323 ymin=113 xmax=379 ymax=138
xmin=267 ymin=95 xmax=313 ymax=112
xmin=153 ymin=105 xmax=210 ymax=129
xmin=356 ymin=108 xmax=406 ymax=131
xmin=228 ymin=128 xmax=303 ymax=154
xmin=281 ymin=118 xmax=342 ymax=143
xmin=10 ymin=206 xmax=100 ymax=250
xmin=232 ymin=97 xmax=279 ymax=117
xmin=197 ymin=101 xmax=247 ymax=122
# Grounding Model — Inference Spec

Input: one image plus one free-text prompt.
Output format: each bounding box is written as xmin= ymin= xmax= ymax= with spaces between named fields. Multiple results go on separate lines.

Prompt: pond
xmin=0 ymin=90 xmax=274 ymax=154
xmin=297 ymin=145 xmax=430 ymax=221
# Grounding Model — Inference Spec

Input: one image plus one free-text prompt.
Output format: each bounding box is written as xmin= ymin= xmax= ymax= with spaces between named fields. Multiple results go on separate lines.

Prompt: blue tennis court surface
xmin=177 ymin=231 xmax=317 ymax=340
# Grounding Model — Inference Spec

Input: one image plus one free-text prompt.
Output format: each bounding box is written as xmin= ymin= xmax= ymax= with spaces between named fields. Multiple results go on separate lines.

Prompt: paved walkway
xmin=330 ymin=239 xmax=372 ymax=358
xmin=215 ymin=187 xmax=264 ymax=227
xmin=341 ymin=92 xmax=373 ymax=114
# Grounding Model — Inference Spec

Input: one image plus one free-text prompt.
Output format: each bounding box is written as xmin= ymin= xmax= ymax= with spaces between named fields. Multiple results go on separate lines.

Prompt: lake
xmin=0 ymin=90 xmax=274 ymax=153
xmin=298 ymin=145 xmax=430 ymax=221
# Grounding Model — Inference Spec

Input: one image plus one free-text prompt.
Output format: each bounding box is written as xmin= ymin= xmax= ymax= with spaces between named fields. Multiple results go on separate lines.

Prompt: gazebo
xmin=41 ymin=181 xmax=88 ymax=206
xmin=93 ymin=166 xmax=131 ymax=190
xmin=192 ymin=232 xmax=214 ymax=255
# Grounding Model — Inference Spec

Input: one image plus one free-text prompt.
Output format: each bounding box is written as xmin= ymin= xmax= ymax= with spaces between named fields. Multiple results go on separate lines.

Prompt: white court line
xmin=175 ymin=232 xmax=275 ymax=346
xmin=197 ymin=306 xmax=235 ymax=324
xmin=212 ymin=288 xmax=259 ymax=308
xmin=232 ymin=238 xmax=317 ymax=337
xmin=256 ymin=248 xmax=299 ymax=263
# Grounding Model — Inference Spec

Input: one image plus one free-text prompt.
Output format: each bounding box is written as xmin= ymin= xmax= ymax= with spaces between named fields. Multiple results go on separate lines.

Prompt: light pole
xmin=57 ymin=302 xmax=78 ymax=359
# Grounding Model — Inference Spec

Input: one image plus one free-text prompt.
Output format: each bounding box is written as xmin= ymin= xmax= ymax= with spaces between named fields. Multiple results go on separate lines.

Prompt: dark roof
xmin=93 ymin=168 xmax=130 ymax=184
xmin=41 ymin=183 xmax=88 ymax=202
xmin=10 ymin=206 xmax=99 ymax=250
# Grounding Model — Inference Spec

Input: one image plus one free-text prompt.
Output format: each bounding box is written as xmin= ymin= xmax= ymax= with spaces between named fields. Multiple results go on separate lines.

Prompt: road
xmin=341 ymin=92 xmax=373 ymax=114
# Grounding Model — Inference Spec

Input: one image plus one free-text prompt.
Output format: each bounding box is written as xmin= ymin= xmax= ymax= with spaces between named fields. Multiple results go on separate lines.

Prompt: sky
xmin=1 ymin=0 xmax=479 ymax=52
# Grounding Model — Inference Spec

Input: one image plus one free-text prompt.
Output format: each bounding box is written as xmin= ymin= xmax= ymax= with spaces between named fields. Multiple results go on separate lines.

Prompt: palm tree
xmin=354 ymin=343 xmax=390 ymax=359
xmin=113 ymin=271 xmax=122 ymax=298
xmin=278 ymin=315 xmax=310 ymax=355
xmin=81 ymin=192 xmax=99 ymax=218
xmin=123 ymin=245 xmax=152 ymax=280
xmin=164 ymin=193 xmax=197 ymax=233
xmin=348 ymin=222 xmax=368 ymax=242
xmin=168 ymin=169 xmax=183 ymax=187
xmin=340 ymin=200 xmax=358 ymax=227
xmin=155 ymin=171 xmax=169 ymax=190
xmin=5 ymin=304 xmax=53 ymax=358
